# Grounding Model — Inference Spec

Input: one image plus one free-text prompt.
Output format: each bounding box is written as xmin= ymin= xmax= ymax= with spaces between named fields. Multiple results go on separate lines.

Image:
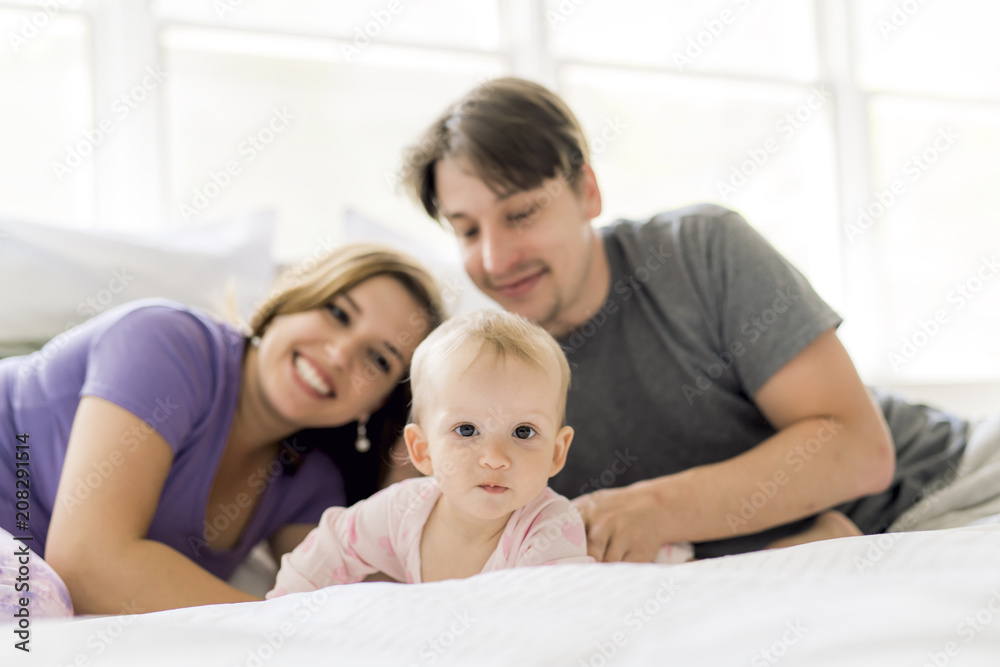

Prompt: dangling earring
xmin=355 ymin=418 xmax=371 ymax=453
xmin=250 ymin=335 xmax=261 ymax=347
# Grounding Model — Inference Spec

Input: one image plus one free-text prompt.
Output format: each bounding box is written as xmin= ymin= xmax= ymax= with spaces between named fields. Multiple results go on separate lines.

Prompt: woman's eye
xmin=513 ymin=425 xmax=537 ymax=440
xmin=326 ymin=303 xmax=349 ymax=325
xmin=461 ymin=227 xmax=479 ymax=240
xmin=371 ymin=352 xmax=390 ymax=373
xmin=455 ymin=424 xmax=478 ymax=437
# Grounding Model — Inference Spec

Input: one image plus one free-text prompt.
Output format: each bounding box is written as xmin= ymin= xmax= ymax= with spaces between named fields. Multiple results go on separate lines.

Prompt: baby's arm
xmin=266 ymin=485 xmax=409 ymax=598
xmin=515 ymin=494 xmax=595 ymax=567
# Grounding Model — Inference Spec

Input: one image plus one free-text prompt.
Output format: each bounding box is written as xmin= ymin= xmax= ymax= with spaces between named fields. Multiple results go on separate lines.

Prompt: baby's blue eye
xmin=455 ymin=424 xmax=478 ymax=437
xmin=513 ymin=425 xmax=536 ymax=440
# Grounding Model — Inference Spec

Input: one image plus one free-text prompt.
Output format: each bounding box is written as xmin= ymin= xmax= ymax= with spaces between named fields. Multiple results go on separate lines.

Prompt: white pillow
xmin=343 ymin=208 xmax=500 ymax=318
xmin=0 ymin=211 xmax=275 ymax=344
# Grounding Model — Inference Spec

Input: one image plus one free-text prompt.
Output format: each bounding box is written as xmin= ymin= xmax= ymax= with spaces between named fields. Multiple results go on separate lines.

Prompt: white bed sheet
xmin=5 ymin=526 xmax=1000 ymax=666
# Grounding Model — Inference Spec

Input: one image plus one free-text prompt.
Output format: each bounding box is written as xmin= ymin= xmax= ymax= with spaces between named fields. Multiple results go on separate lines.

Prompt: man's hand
xmin=572 ymin=481 xmax=670 ymax=563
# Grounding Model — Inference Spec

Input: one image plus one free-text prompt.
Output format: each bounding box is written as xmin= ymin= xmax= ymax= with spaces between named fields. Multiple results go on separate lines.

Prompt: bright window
xmin=2 ymin=0 xmax=998 ymax=385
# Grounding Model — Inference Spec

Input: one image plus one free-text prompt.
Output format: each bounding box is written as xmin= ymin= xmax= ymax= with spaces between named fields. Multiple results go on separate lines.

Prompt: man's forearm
xmin=646 ymin=415 xmax=894 ymax=544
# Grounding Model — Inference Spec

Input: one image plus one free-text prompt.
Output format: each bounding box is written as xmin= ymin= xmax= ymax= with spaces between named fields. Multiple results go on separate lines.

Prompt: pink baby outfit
xmin=267 ymin=477 xmax=594 ymax=596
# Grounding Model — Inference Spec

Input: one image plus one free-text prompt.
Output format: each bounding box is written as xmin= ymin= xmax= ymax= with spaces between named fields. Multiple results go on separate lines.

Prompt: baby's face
xmin=411 ymin=351 xmax=572 ymax=523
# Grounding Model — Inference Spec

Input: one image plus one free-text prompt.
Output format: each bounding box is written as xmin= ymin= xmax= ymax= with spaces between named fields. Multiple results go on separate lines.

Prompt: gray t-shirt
xmin=550 ymin=204 xmax=969 ymax=557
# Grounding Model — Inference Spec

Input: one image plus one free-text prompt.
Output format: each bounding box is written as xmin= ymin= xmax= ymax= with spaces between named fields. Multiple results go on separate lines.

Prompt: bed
xmin=4 ymin=525 xmax=999 ymax=666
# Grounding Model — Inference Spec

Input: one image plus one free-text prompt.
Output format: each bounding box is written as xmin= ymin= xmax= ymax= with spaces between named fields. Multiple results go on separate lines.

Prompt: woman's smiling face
xmin=253 ymin=274 xmax=431 ymax=430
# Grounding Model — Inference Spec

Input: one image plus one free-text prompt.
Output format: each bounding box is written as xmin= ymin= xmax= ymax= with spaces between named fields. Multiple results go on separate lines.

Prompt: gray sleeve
xmin=686 ymin=209 xmax=843 ymax=397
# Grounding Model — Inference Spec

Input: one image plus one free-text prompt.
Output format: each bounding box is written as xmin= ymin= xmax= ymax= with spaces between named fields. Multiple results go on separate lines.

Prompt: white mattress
xmin=5 ymin=525 xmax=1000 ymax=666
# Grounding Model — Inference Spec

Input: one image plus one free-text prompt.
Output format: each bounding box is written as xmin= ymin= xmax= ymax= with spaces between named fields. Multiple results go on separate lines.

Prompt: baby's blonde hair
xmin=408 ymin=309 xmax=571 ymax=424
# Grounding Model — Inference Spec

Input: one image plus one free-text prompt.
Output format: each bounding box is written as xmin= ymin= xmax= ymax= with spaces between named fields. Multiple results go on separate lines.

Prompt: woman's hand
xmin=572 ymin=481 xmax=673 ymax=563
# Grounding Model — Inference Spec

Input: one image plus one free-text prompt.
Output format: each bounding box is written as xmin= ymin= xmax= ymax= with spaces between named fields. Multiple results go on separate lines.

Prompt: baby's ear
xmin=549 ymin=425 xmax=574 ymax=477
xmin=403 ymin=424 xmax=434 ymax=476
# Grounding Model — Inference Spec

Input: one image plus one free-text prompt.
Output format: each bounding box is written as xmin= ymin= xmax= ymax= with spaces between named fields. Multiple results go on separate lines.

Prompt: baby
xmin=265 ymin=309 xmax=858 ymax=595
xmin=267 ymin=309 xmax=607 ymax=594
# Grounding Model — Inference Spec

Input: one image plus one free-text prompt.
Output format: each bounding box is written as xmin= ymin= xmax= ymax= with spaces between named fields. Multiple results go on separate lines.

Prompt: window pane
xmin=162 ymin=26 xmax=505 ymax=262
xmin=548 ymin=0 xmax=817 ymax=82
xmin=561 ymin=65 xmax=841 ymax=305
xmin=869 ymin=96 xmax=1000 ymax=381
xmin=153 ymin=0 xmax=501 ymax=52
xmin=0 ymin=9 xmax=92 ymax=227
xmin=853 ymin=0 xmax=1000 ymax=99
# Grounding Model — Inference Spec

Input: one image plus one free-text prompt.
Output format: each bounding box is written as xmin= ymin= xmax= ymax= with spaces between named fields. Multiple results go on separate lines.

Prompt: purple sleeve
xmin=80 ymin=305 xmax=221 ymax=454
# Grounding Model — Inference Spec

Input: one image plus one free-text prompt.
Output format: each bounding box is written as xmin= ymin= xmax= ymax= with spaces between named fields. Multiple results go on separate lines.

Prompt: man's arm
xmin=574 ymin=328 xmax=895 ymax=562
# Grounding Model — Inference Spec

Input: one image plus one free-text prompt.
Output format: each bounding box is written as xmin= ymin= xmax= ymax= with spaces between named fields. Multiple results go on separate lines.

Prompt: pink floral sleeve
xmin=266 ymin=482 xmax=414 ymax=598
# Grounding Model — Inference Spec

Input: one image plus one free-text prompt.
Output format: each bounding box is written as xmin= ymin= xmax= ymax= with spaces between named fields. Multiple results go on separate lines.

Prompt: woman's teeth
xmin=294 ymin=355 xmax=332 ymax=396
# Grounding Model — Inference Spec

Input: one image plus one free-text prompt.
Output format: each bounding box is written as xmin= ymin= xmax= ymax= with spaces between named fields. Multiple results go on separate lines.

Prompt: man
xmin=400 ymin=77 xmax=974 ymax=560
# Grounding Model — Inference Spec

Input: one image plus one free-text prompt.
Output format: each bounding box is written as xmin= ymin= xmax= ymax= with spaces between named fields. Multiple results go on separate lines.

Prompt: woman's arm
xmin=45 ymin=397 xmax=260 ymax=614
xmin=575 ymin=329 xmax=895 ymax=562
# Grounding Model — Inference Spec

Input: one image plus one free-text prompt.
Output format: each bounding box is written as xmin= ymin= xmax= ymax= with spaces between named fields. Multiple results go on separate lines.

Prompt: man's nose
xmin=481 ymin=225 xmax=519 ymax=277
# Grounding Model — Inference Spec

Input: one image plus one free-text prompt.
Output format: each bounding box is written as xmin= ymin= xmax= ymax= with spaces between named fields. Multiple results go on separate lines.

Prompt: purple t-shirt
xmin=0 ymin=299 xmax=345 ymax=580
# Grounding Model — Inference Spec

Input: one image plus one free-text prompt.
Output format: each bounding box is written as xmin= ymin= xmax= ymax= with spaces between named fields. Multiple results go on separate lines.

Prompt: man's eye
xmin=513 ymin=425 xmax=537 ymax=440
xmin=455 ymin=424 xmax=478 ymax=437
xmin=326 ymin=303 xmax=349 ymax=325
xmin=510 ymin=205 xmax=538 ymax=223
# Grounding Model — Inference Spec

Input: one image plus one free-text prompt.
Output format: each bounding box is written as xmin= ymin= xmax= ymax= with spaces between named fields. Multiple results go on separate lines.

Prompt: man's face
xmin=433 ymin=156 xmax=603 ymax=336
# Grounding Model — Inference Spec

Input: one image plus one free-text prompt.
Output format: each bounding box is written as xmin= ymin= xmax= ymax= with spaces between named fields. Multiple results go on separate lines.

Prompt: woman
xmin=0 ymin=243 xmax=443 ymax=615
